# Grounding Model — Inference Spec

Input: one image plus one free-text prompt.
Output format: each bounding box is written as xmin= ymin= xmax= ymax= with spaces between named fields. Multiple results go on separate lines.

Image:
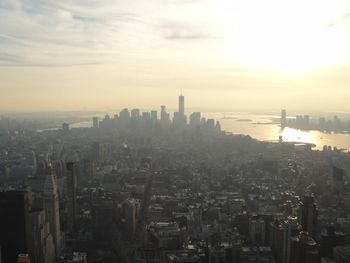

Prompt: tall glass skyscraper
xmin=179 ymin=93 xmax=184 ymax=116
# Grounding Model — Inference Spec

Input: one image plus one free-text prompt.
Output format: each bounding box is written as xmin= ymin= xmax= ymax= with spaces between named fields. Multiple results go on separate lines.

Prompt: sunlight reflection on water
xmin=70 ymin=112 xmax=350 ymax=151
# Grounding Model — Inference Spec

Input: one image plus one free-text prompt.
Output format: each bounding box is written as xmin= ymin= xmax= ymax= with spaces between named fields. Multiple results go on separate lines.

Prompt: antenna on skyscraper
xmin=180 ymin=88 xmax=182 ymax=96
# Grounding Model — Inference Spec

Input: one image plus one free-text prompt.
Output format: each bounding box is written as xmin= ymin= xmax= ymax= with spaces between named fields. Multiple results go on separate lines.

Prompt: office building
xmin=0 ymin=190 xmax=55 ymax=263
xmin=283 ymin=216 xmax=301 ymax=263
xmin=66 ymin=162 xmax=78 ymax=233
xmin=131 ymin=108 xmax=140 ymax=119
xmin=179 ymin=93 xmax=185 ymax=116
xmin=151 ymin=111 xmax=158 ymax=123
xmin=189 ymin=112 xmax=201 ymax=127
xmin=92 ymin=117 xmax=99 ymax=129
xmin=290 ymin=232 xmax=319 ymax=263
xmin=62 ymin=123 xmax=69 ymax=132
xmin=299 ymin=195 xmax=318 ymax=238
xmin=333 ymin=166 xmax=345 ymax=195
xmin=249 ymin=216 xmax=266 ymax=245
xmin=321 ymin=226 xmax=346 ymax=260
xmin=44 ymin=173 xmax=63 ymax=255
xmin=0 ymin=191 xmax=31 ymax=263
xmin=281 ymin=109 xmax=287 ymax=128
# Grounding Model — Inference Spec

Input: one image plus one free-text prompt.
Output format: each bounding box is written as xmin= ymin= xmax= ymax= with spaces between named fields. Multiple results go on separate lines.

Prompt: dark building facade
xmin=0 ymin=191 xmax=31 ymax=263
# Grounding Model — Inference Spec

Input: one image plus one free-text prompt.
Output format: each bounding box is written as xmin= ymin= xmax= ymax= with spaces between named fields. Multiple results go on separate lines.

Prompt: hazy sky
xmin=1 ymin=0 xmax=350 ymax=112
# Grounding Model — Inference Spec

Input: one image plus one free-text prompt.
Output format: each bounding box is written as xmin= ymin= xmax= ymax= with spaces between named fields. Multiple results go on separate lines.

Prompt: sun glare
xmin=219 ymin=0 xmax=348 ymax=73
xmin=281 ymin=128 xmax=313 ymax=144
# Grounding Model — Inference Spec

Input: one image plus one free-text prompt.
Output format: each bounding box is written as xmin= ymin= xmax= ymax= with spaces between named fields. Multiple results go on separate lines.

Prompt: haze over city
xmin=3 ymin=1 xmax=350 ymax=263
xmin=1 ymin=0 xmax=350 ymax=112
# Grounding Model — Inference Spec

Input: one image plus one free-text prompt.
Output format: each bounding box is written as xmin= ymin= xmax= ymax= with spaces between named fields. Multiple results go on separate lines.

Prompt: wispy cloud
xmin=165 ymin=31 xmax=215 ymax=40
xmin=160 ymin=20 xmax=218 ymax=40
xmin=0 ymin=0 xmax=155 ymax=67
xmin=326 ymin=11 xmax=350 ymax=27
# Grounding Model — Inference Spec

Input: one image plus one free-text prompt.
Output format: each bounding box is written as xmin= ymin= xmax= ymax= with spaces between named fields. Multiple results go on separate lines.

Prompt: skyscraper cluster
xmin=93 ymin=93 xmax=221 ymax=134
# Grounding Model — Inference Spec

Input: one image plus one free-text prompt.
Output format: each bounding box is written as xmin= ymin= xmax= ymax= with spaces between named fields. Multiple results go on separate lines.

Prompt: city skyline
xmin=1 ymin=0 xmax=350 ymax=112
xmin=2 ymin=1 xmax=350 ymax=262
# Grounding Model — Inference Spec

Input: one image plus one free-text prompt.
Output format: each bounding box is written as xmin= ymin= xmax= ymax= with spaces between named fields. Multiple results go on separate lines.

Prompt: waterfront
xmin=49 ymin=111 xmax=350 ymax=152
xmin=205 ymin=112 xmax=350 ymax=151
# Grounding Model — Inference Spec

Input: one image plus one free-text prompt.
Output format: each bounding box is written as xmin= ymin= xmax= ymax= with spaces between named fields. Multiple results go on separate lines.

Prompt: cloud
xmin=326 ymin=11 xmax=350 ymax=27
xmin=0 ymin=53 xmax=22 ymax=63
xmin=342 ymin=12 xmax=350 ymax=21
xmin=160 ymin=20 xmax=217 ymax=40
xmin=0 ymin=0 xmax=148 ymax=67
xmin=165 ymin=31 xmax=215 ymax=40
xmin=0 ymin=0 xmax=219 ymax=67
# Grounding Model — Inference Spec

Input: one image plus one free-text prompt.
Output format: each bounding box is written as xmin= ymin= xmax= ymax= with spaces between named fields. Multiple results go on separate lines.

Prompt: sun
xmin=218 ymin=0 xmax=348 ymax=73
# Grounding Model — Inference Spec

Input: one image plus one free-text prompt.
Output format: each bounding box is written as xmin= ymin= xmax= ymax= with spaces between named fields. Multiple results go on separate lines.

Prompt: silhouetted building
xmin=0 ymin=190 xmax=55 ymax=263
xmin=66 ymin=162 xmax=78 ymax=232
xmin=62 ymin=123 xmax=69 ymax=132
xmin=119 ymin=108 xmax=130 ymax=125
xmin=281 ymin=109 xmax=287 ymax=128
xmin=270 ymin=219 xmax=285 ymax=263
xmin=92 ymin=200 xmax=114 ymax=242
xmin=283 ymin=216 xmax=301 ymax=263
xmin=151 ymin=111 xmax=158 ymax=124
xmin=320 ymin=226 xmax=346 ymax=260
xmin=179 ymin=93 xmax=185 ymax=116
xmin=189 ymin=112 xmax=201 ymax=127
xmin=290 ymin=231 xmax=319 ymax=263
xmin=92 ymin=117 xmax=99 ymax=129
xmin=44 ymin=173 xmax=63 ymax=255
xmin=249 ymin=216 xmax=266 ymax=245
xmin=299 ymin=195 xmax=318 ymax=238
xmin=333 ymin=166 xmax=345 ymax=195
xmin=123 ymin=198 xmax=140 ymax=240
xmin=0 ymin=191 xmax=31 ymax=263
xmin=131 ymin=108 xmax=140 ymax=119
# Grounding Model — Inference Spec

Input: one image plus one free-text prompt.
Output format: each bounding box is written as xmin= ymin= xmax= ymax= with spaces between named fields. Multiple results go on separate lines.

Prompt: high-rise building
xmin=62 ymin=123 xmax=69 ymax=132
xmin=92 ymin=200 xmax=114 ymax=242
xmin=270 ymin=220 xmax=285 ymax=263
xmin=299 ymin=195 xmax=318 ymax=238
xmin=333 ymin=166 xmax=345 ymax=195
xmin=160 ymin=105 xmax=166 ymax=120
xmin=131 ymin=108 xmax=140 ymax=119
xmin=281 ymin=109 xmax=287 ymax=128
xmin=207 ymin=119 xmax=215 ymax=130
xmin=249 ymin=216 xmax=266 ymax=245
xmin=283 ymin=216 xmax=301 ymax=263
xmin=160 ymin=105 xmax=171 ymax=128
xmin=179 ymin=93 xmax=185 ymax=116
xmin=189 ymin=112 xmax=201 ymax=127
xmin=0 ymin=191 xmax=31 ymax=263
xmin=44 ymin=173 xmax=62 ymax=255
xmin=289 ymin=231 xmax=319 ymax=263
xmin=92 ymin=117 xmax=99 ymax=129
xmin=28 ymin=208 xmax=55 ymax=263
xmin=119 ymin=108 xmax=130 ymax=125
xmin=0 ymin=190 xmax=55 ymax=263
xmin=151 ymin=111 xmax=158 ymax=123
xmin=320 ymin=226 xmax=346 ymax=260
xmin=123 ymin=199 xmax=139 ymax=240
xmin=142 ymin=112 xmax=151 ymax=121
xmin=66 ymin=162 xmax=78 ymax=233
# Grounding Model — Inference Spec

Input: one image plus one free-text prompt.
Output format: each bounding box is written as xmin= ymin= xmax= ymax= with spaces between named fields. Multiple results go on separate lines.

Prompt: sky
xmin=1 ymin=0 xmax=350 ymax=113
